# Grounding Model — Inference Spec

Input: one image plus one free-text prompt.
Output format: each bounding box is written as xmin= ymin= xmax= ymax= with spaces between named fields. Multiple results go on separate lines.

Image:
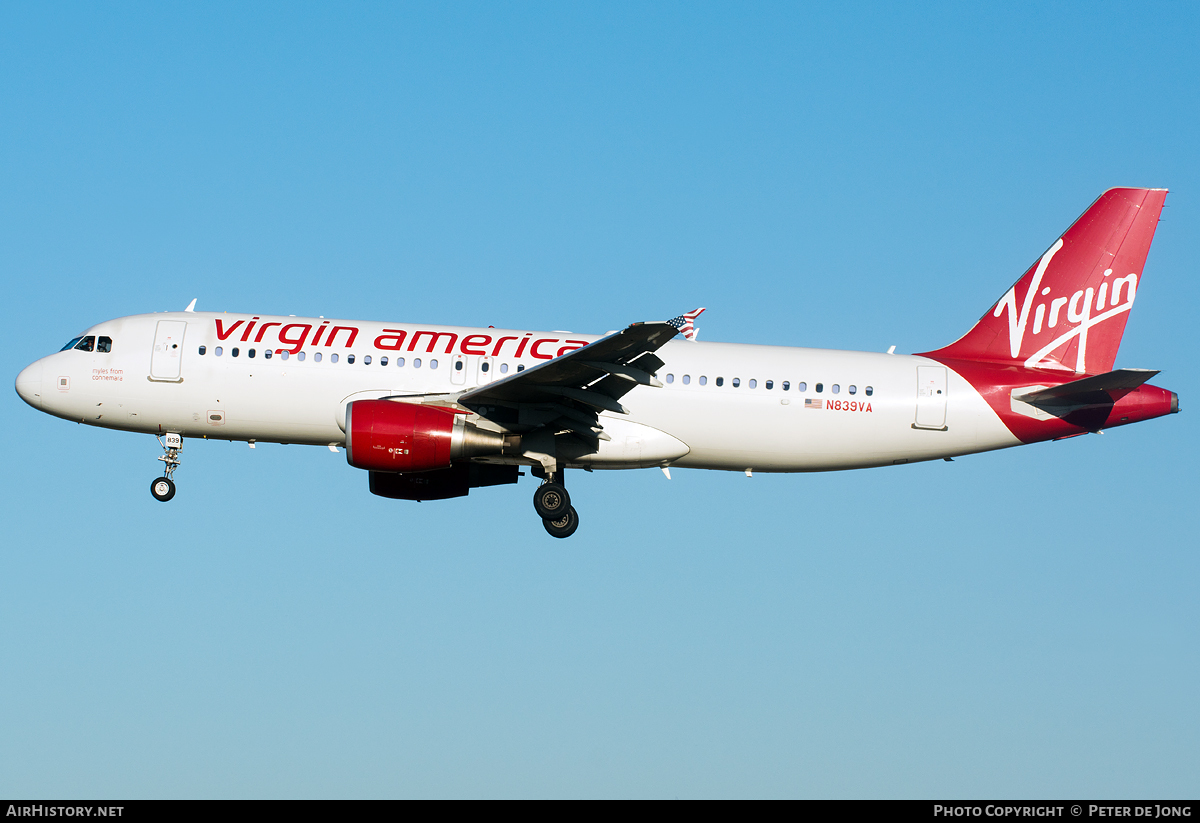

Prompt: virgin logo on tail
xmin=994 ymin=238 xmax=1140 ymax=373
xmin=922 ymin=187 xmax=1165 ymax=375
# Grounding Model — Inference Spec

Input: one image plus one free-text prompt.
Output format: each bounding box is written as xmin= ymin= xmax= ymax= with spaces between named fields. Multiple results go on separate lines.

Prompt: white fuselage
xmin=17 ymin=311 xmax=1022 ymax=473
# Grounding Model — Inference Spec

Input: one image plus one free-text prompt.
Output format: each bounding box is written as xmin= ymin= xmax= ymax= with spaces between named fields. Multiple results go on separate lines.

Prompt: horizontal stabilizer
xmin=1015 ymin=368 xmax=1159 ymax=407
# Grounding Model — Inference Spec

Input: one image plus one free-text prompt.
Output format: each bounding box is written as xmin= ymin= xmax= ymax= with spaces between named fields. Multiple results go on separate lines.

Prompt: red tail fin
xmin=922 ymin=188 xmax=1167 ymax=374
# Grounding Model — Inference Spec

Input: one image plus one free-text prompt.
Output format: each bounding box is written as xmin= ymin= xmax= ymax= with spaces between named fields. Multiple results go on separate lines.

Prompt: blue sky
xmin=2 ymin=2 xmax=1197 ymax=798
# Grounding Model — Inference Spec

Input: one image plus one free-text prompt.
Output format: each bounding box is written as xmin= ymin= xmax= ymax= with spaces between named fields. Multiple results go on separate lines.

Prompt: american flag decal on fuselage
xmin=805 ymin=398 xmax=823 ymax=409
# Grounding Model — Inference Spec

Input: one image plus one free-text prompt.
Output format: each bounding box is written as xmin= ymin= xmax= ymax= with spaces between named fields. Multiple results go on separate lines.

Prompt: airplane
xmin=14 ymin=187 xmax=1180 ymax=538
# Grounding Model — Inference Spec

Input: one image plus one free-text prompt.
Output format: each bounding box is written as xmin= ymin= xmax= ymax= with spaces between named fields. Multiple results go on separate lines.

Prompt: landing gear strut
xmin=152 ymin=433 xmax=182 ymax=502
xmin=533 ymin=470 xmax=579 ymax=538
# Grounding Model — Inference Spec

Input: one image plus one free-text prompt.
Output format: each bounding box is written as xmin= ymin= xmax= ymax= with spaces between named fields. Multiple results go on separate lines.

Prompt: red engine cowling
xmin=345 ymin=399 xmax=509 ymax=472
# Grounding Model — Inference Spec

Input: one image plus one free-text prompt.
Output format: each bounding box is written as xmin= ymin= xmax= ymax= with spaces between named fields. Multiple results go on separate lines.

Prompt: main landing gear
xmin=151 ymin=433 xmax=182 ymax=502
xmin=534 ymin=471 xmax=579 ymax=538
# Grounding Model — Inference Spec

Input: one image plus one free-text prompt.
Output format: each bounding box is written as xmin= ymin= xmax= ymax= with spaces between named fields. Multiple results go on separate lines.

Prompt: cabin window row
xmin=197 ymin=346 xmax=527 ymax=373
xmin=663 ymin=374 xmax=873 ymax=396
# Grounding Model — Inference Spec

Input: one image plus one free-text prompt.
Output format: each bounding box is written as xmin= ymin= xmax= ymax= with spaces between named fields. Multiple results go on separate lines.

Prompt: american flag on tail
xmin=666 ymin=307 xmax=706 ymax=341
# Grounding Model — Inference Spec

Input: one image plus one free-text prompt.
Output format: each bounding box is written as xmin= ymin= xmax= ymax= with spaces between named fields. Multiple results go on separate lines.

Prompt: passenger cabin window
xmin=314 ymin=352 xmax=322 ymax=362
xmin=782 ymin=381 xmax=790 ymax=391
xmin=455 ymin=360 xmax=463 ymax=371
xmin=865 ymin=386 xmax=874 ymax=396
xmin=347 ymin=354 xmax=355 ymax=364
xmin=517 ymin=364 xmax=525 ymax=372
xmin=765 ymin=380 xmax=773 ymax=390
xmin=264 ymin=349 xmax=272 ymax=359
xmin=199 ymin=345 xmax=207 ymax=355
xmin=61 ymin=337 xmax=83 ymax=351
xmin=414 ymin=358 xmax=422 ymax=368
xmin=380 ymin=356 xmax=388 ymax=366
xmin=396 ymin=357 xmax=404 ymax=367
xmin=296 ymin=352 xmax=304 ymax=361
xmin=430 ymin=359 xmax=438 ymax=369
xmin=364 ymin=355 xmax=372 ymax=365
xmin=849 ymin=385 xmax=856 ymax=395
xmin=732 ymin=378 xmax=740 ymax=387
xmin=215 ymin=347 xmax=224 ymax=356
xmin=815 ymin=382 xmax=822 ymax=392
xmin=97 ymin=337 xmax=112 ymax=353
xmin=716 ymin=377 xmax=724 ymax=387
xmin=74 ymin=336 xmax=95 ymax=352
xmin=699 ymin=376 xmax=707 ymax=385
xmin=500 ymin=363 xmax=508 ymax=373
xmin=330 ymin=353 xmax=338 ymax=363
xmin=798 ymin=382 xmax=806 ymax=391
xmin=248 ymin=349 xmax=256 ymax=358
xmin=232 ymin=348 xmax=240 ymax=357
xmin=666 ymin=374 xmax=674 ymax=384
xmin=832 ymin=384 xmax=839 ymax=394
xmin=748 ymin=379 xmax=757 ymax=389
xmin=682 ymin=375 xmax=691 ymax=385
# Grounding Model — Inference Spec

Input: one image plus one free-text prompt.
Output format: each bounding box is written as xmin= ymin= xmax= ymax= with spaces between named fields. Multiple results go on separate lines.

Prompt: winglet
xmin=666 ymin=307 xmax=705 ymax=341
xmin=184 ymin=298 xmax=197 ymax=312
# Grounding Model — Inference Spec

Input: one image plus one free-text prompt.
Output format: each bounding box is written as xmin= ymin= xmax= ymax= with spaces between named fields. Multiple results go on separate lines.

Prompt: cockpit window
xmin=97 ymin=336 xmax=112 ymax=353
xmin=60 ymin=337 xmax=82 ymax=351
xmin=74 ymin=336 xmax=95 ymax=352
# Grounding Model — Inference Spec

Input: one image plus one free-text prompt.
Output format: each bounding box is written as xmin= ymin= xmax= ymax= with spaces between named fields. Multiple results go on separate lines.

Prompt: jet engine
xmin=345 ymin=399 xmax=514 ymax=472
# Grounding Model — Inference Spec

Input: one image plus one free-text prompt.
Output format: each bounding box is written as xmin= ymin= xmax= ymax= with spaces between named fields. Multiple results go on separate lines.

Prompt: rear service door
xmin=150 ymin=320 xmax=187 ymax=381
xmin=914 ymin=365 xmax=947 ymax=430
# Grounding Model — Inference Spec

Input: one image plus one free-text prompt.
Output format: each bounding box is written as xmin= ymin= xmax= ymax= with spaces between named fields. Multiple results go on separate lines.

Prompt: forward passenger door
xmin=150 ymin=320 xmax=187 ymax=382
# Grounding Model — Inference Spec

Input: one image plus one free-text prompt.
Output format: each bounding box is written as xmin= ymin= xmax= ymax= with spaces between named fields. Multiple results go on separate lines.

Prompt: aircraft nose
xmin=15 ymin=360 xmax=43 ymax=409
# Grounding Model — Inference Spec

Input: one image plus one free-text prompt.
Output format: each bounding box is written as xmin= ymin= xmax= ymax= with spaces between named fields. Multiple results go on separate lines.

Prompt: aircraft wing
xmin=456 ymin=309 xmax=703 ymax=440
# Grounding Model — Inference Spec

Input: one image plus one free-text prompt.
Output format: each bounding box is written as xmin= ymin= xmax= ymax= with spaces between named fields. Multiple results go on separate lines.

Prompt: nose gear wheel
xmin=151 ymin=477 xmax=176 ymax=502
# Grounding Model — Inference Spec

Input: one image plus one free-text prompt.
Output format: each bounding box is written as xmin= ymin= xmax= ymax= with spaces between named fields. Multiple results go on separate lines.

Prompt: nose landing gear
xmin=534 ymin=471 xmax=579 ymax=538
xmin=151 ymin=433 xmax=182 ymax=502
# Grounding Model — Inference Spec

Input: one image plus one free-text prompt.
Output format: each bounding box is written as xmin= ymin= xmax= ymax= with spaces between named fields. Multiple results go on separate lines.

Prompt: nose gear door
xmin=150 ymin=320 xmax=188 ymax=382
